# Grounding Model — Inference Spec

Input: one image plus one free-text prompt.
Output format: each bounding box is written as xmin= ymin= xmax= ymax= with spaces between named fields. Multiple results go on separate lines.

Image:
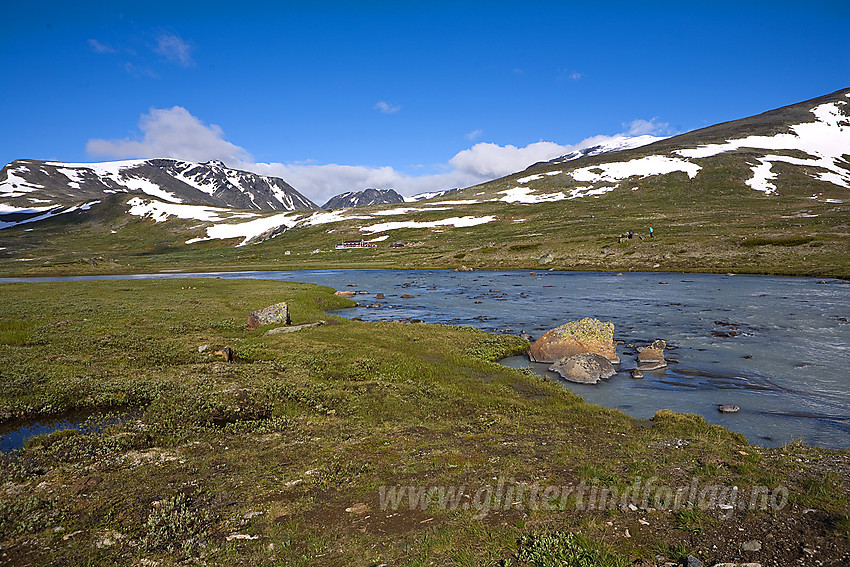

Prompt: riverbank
xmin=1 ymin=278 xmax=848 ymax=565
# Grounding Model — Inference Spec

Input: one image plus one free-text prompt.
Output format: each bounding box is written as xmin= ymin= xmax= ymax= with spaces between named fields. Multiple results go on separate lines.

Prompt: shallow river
xmin=3 ymin=269 xmax=849 ymax=449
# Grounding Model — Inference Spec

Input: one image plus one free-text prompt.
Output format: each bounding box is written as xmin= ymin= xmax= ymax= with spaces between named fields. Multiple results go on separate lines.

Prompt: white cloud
xmin=86 ymin=106 xmax=252 ymax=164
xmin=374 ymin=100 xmax=401 ymax=114
xmin=449 ymin=141 xmax=571 ymax=178
xmin=154 ymin=33 xmax=194 ymax=67
xmin=623 ymin=117 xmax=671 ymax=136
xmin=86 ymin=106 xmax=667 ymax=205
xmin=88 ymin=39 xmax=116 ymax=54
xmin=465 ymin=129 xmax=484 ymax=141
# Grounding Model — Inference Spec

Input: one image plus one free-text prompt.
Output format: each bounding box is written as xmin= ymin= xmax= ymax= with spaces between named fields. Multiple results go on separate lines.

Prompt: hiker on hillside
xmin=649 ymin=227 xmax=654 ymax=238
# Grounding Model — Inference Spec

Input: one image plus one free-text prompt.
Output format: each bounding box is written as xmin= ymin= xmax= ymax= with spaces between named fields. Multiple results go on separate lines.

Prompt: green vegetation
xmin=510 ymin=531 xmax=626 ymax=567
xmin=0 ymin=278 xmax=847 ymax=565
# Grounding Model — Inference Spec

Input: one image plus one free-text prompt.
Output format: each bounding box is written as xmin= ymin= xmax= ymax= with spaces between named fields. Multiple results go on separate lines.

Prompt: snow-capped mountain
xmin=404 ymin=188 xmax=461 ymax=202
xmin=546 ymin=134 xmax=666 ymax=164
xmin=0 ymin=158 xmax=317 ymax=213
xmin=499 ymin=87 xmax=850 ymax=203
xmin=322 ymin=188 xmax=405 ymax=209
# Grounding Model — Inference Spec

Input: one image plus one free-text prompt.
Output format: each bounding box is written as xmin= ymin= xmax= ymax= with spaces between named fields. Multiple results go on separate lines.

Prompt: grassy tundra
xmin=0 ymin=278 xmax=847 ymax=565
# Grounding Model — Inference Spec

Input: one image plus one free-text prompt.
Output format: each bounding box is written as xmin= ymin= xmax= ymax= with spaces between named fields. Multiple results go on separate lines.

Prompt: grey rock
xmin=742 ymin=540 xmax=762 ymax=552
xmin=685 ymin=555 xmax=703 ymax=567
xmin=630 ymin=368 xmax=644 ymax=379
xmin=264 ymin=321 xmax=324 ymax=335
xmin=718 ymin=404 xmax=740 ymax=414
xmin=538 ymin=253 xmax=554 ymax=265
xmin=248 ymin=302 xmax=290 ymax=328
xmin=549 ymin=353 xmax=616 ymax=384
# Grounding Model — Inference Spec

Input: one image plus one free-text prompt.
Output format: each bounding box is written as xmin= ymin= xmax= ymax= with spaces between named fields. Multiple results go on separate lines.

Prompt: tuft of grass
xmin=674 ymin=508 xmax=708 ymax=533
xmin=511 ymin=531 xmax=626 ymax=567
xmin=792 ymin=472 xmax=847 ymax=513
xmin=0 ymin=320 xmax=37 ymax=346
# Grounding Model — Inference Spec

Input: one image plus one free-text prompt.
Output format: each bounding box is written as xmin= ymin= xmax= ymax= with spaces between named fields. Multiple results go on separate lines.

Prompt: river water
xmin=2 ymin=269 xmax=848 ymax=449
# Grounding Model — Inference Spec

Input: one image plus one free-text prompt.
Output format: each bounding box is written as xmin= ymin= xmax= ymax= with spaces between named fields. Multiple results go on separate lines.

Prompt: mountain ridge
xmin=0 ymin=158 xmax=317 ymax=214
xmin=322 ymin=188 xmax=405 ymax=209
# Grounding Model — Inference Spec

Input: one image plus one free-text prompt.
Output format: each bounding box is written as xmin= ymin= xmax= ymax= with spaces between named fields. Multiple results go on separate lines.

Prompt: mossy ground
xmin=0 ymin=279 xmax=848 ymax=565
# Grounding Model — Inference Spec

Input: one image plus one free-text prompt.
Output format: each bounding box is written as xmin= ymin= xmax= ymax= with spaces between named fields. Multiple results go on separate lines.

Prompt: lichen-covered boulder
xmin=549 ymin=353 xmax=616 ymax=384
xmin=529 ymin=317 xmax=619 ymax=364
xmin=247 ymin=302 xmax=290 ymax=329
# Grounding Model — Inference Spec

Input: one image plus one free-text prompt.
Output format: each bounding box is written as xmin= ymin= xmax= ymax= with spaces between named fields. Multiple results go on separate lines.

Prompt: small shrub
xmin=141 ymin=494 xmax=212 ymax=556
xmin=0 ymin=494 xmax=66 ymax=538
xmin=512 ymin=531 xmax=625 ymax=567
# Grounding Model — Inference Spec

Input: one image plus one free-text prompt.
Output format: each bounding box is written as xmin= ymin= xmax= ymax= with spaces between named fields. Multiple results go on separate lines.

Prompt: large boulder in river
xmin=637 ymin=339 xmax=667 ymax=370
xmin=549 ymin=353 xmax=616 ymax=384
xmin=529 ymin=317 xmax=619 ymax=364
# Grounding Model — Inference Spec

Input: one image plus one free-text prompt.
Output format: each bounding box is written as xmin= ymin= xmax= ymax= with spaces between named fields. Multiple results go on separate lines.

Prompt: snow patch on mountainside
xmin=677 ymin=100 xmax=850 ymax=193
xmin=187 ymin=213 xmax=300 ymax=246
xmin=359 ymin=216 xmax=496 ymax=234
xmin=498 ymin=187 xmax=569 ymax=204
xmin=570 ymin=155 xmax=701 ymax=184
xmin=127 ymin=197 xmax=247 ymax=223
xmin=0 ymin=201 xmax=100 ymax=230
xmin=122 ymin=177 xmax=183 ymax=203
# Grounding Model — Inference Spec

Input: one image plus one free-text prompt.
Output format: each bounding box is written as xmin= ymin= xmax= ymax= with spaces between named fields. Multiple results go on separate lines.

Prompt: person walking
xmin=649 ymin=226 xmax=654 ymax=238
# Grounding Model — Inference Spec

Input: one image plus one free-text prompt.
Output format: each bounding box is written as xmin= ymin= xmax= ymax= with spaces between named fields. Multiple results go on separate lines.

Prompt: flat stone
xmin=742 ymin=540 xmax=762 ymax=552
xmin=718 ymin=404 xmax=740 ymax=414
xmin=549 ymin=353 xmax=616 ymax=384
xmin=264 ymin=321 xmax=325 ymax=335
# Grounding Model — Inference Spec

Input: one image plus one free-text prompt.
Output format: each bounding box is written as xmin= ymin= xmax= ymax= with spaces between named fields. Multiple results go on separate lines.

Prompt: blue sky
xmin=2 ymin=1 xmax=848 ymax=202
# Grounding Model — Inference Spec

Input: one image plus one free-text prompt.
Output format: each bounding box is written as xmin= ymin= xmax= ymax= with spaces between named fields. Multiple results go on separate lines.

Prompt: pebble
xmin=742 ymin=539 xmax=762 ymax=552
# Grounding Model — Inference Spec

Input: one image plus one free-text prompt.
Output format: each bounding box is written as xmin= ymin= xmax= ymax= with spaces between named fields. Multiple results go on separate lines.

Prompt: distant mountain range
xmin=322 ymin=188 xmax=405 ymax=209
xmin=0 ymin=158 xmax=317 ymax=215
xmin=0 ymin=88 xmax=848 ymax=278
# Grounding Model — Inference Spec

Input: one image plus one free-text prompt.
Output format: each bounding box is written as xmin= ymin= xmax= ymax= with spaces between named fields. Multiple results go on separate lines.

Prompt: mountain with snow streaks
xmin=1 ymin=89 xmax=849 ymax=279
xmin=0 ymin=158 xmax=316 ymax=214
xmin=322 ymin=188 xmax=405 ymax=209
xmin=543 ymin=134 xmax=665 ymax=165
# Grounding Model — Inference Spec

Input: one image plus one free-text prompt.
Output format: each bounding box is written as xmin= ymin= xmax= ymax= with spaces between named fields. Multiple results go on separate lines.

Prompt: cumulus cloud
xmin=623 ymin=117 xmax=671 ymax=136
xmin=88 ymin=39 xmax=116 ymax=54
xmin=374 ymin=100 xmax=401 ymax=114
xmin=86 ymin=106 xmax=667 ymax=205
xmin=154 ymin=33 xmax=194 ymax=67
xmin=86 ymin=106 xmax=251 ymax=164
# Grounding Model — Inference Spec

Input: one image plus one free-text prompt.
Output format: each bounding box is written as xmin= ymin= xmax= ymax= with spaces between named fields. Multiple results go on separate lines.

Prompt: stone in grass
xmin=247 ymin=302 xmax=290 ymax=329
xmin=549 ymin=353 xmax=616 ymax=384
xmin=530 ymin=317 xmax=619 ymax=364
